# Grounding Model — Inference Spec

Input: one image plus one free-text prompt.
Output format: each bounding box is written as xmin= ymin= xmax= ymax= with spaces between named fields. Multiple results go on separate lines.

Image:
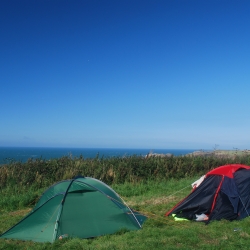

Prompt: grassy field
xmin=1 ymin=178 xmax=250 ymax=249
xmin=1 ymin=155 xmax=250 ymax=249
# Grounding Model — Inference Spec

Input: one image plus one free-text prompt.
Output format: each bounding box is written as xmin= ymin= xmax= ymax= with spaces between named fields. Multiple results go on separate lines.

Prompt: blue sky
xmin=1 ymin=0 xmax=250 ymax=150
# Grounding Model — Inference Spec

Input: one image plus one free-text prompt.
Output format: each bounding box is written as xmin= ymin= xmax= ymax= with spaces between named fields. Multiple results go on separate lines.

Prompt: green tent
xmin=0 ymin=176 xmax=147 ymax=243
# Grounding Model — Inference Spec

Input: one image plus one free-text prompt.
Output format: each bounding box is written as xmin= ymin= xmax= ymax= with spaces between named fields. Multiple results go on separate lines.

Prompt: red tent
xmin=166 ymin=164 xmax=250 ymax=222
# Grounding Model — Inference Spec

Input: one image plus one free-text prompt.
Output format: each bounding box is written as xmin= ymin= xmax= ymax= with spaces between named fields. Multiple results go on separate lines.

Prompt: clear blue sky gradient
xmin=1 ymin=0 xmax=250 ymax=149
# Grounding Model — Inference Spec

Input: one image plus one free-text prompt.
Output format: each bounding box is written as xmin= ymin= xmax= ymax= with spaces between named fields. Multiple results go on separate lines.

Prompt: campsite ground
xmin=1 ymin=177 xmax=250 ymax=249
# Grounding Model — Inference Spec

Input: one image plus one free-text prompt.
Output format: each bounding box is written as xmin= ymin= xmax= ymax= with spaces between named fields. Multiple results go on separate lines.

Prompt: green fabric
xmin=77 ymin=178 xmax=124 ymax=202
xmin=57 ymin=190 xmax=140 ymax=239
xmin=0 ymin=177 xmax=147 ymax=242
xmin=67 ymin=180 xmax=97 ymax=194
xmin=126 ymin=209 xmax=147 ymax=226
xmin=33 ymin=181 xmax=70 ymax=210
xmin=0 ymin=194 xmax=63 ymax=242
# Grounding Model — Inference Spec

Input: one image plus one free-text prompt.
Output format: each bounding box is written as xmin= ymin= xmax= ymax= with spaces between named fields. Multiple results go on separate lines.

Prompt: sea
xmin=0 ymin=147 xmax=197 ymax=164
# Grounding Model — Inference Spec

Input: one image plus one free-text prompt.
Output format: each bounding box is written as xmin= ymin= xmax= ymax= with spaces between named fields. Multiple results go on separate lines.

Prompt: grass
xmin=1 ymin=177 xmax=250 ymax=249
xmin=1 ymin=154 xmax=250 ymax=249
xmin=2 ymin=153 xmax=250 ymax=190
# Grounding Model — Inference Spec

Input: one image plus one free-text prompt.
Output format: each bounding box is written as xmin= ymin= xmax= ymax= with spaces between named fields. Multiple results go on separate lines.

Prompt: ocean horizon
xmin=0 ymin=147 xmax=198 ymax=164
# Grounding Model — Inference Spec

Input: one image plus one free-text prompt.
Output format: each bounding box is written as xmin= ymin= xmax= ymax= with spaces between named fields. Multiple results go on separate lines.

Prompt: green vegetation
xmin=1 ymin=153 xmax=250 ymax=249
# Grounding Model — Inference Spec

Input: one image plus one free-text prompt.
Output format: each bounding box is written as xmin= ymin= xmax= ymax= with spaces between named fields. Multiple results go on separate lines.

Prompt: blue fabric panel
xmin=233 ymin=169 xmax=250 ymax=219
xmin=168 ymin=175 xmax=222 ymax=220
xmin=221 ymin=177 xmax=239 ymax=213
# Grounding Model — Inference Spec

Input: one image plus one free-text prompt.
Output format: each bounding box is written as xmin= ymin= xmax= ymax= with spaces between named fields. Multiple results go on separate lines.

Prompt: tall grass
xmin=0 ymin=153 xmax=249 ymax=213
xmin=1 ymin=153 xmax=250 ymax=191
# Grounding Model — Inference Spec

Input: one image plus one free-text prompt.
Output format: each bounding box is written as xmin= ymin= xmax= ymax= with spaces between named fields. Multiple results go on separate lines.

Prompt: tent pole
xmin=52 ymin=203 xmax=63 ymax=242
xmin=51 ymin=179 xmax=76 ymax=242
xmin=119 ymin=196 xmax=142 ymax=228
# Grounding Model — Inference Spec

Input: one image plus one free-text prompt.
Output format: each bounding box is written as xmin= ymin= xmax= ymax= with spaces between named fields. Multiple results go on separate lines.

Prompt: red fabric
xmin=206 ymin=164 xmax=250 ymax=178
xmin=209 ymin=175 xmax=224 ymax=214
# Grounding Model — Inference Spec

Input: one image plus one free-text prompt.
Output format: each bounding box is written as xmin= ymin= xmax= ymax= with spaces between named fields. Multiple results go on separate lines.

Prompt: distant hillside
xmin=187 ymin=150 xmax=250 ymax=158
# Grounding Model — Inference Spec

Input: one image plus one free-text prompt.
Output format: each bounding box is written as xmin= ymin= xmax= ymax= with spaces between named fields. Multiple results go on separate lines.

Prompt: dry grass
xmin=127 ymin=196 xmax=180 ymax=207
xmin=8 ymin=208 xmax=31 ymax=217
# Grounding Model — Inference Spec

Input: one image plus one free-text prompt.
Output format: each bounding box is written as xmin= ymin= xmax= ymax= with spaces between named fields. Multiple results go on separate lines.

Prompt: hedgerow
xmin=1 ymin=154 xmax=249 ymax=190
